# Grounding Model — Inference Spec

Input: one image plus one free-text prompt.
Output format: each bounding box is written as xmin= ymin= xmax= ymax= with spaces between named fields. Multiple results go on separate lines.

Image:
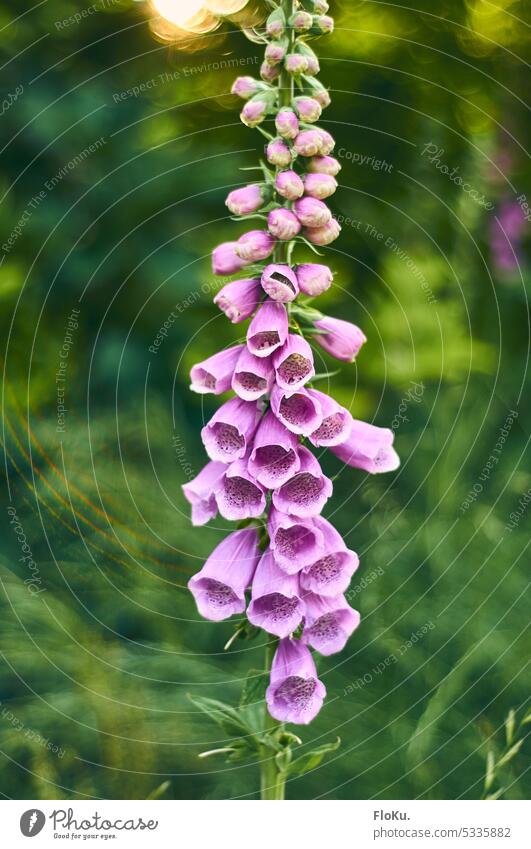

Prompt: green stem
xmin=260 ymin=638 xmax=286 ymax=800
xmin=259 ymin=0 xmax=296 ymax=803
xmin=274 ymin=0 xmax=296 ymax=266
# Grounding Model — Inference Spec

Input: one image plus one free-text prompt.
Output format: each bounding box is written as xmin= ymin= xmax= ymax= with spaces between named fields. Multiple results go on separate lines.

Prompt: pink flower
xmin=247 ymin=549 xmax=303 ymax=638
xmin=216 ymin=459 xmax=267 ymax=521
xmin=303 ymin=217 xmax=341 ymax=245
xmin=201 ymin=397 xmax=260 ymax=463
xmin=248 ymin=411 xmax=301 ymax=489
xmin=301 ymin=594 xmax=360 ymax=656
xmin=212 ymin=241 xmax=248 ymax=276
xmin=267 ymin=208 xmax=301 ymax=241
xmin=285 ymin=54 xmax=308 ymax=75
xmin=247 ymin=299 xmax=289 ymax=358
xmin=303 ymin=173 xmax=338 ymax=199
xmin=300 ymin=517 xmax=359 ymax=597
xmin=296 ymin=263 xmax=333 ymax=296
xmin=266 ymin=638 xmax=326 ymax=724
xmin=267 ymin=137 xmax=293 ymax=168
xmin=231 ymin=76 xmax=260 ymax=99
xmin=261 ymin=264 xmax=299 ymax=303
xmin=273 ymin=334 xmax=315 ymax=391
xmin=236 ymin=230 xmax=275 ymax=262
xmin=313 ymin=315 xmax=366 ymax=361
xmin=330 ymin=419 xmax=400 ymax=474
xmin=188 ymin=528 xmax=260 ymax=621
xmin=294 ymin=196 xmax=332 ymax=228
xmin=190 ymin=344 xmax=244 ymax=395
xmin=307 ymin=155 xmax=342 ymax=176
xmin=268 ymin=507 xmax=325 ymax=574
xmin=314 ymin=0 xmax=330 ymax=12
xmin=270 ymin=385 xmax=323 ymax=436
xmin=240 ymin=99 xmax=268 ymax=127
xmin=308 ymin=389 xmax=353 ymax=447
xmin=272 ymin=446 xmax=333 ymax=518
xmin=232 ymin=347 xmax=273 ymax=401
xmin=293 ymin=96 xmax=322 ymax=123
xmin=275 ymin=169 xmax=304 ymax=200
xmin=182 ymin=460 xmax=226 ymax=526
xmin=275 ymin=108 xmax=300 ymax=140
xmin=213 ymin=277 xmax=262 ymax=324
xmin=226 ymin=184 xmax=266 ymax=216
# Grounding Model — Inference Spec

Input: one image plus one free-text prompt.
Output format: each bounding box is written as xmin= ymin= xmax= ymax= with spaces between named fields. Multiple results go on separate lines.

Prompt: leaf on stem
xmin=187 ymin=694 xmax=257 ymax=740
xmin=285 ymin=737 xmax=341 ymax=778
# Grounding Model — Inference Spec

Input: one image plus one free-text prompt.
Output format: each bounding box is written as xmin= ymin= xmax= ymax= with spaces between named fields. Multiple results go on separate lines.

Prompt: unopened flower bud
xmin=212 ymin=241 xmax=248 ymax=276
xmin=293 ymin=96 xmax=322 ymax=123
xmin=294 ymin=197 xmax=332 ymax=228
xmin=296 ymin=43 xmax=320 ymax=76
xmin=231 ymin=76 xmax=261 ymax=100
xmin=313 ymin=0 xmax=329 ymax=12
xmin=267 ymin=137 xmax=293 ymax=168
xmin=236 ymin=230 xmax=276 ymax=262
xmin=304 ymin=55 xmax=320 ymax=75
xmin=275 ymin=169 xmax=305 ymax=200
xmin=316 ymin=128 xmax=335 ymax=154
xmin=260 ymin=61 xmax=280 ymax=83
xmin=296 ymin=263 xmax=333 ymax=296
xmin=240 ymin=98 xmax=268 ymax=127
xmin=313 ymin=86 xmax=331 ymax=107
xmin=307 ymin=155 xmax=341 ymax=175
xmin=285 ymin=54 xmax=308 ymax=75
xmin=303 ymin=218 xmax=341 ymax=245
xmin=289 ymin=11 xmax=313 ymax=32
xmin=315 ymin=14 xmax=334 ymax=34
xmin=226 ymin=183 xmax=270 ymax=216
xmin=275 ymin=108 xmax=300 ymax=140
xmin=265 ymin=40 xmax=288 ymax=65
xmin=294 ymin=129 xmax=322 ymax=157
xmin=266 ymin=7 xmax=286 ymax=38
xmin=303 ymin=172 xmax=337 ymax=199
xmin=268 ymin=208 xmax=302 ymax=241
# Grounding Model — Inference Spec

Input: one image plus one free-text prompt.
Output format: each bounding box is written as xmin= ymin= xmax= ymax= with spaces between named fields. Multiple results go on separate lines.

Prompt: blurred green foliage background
xmin=0 ymin=0 xmax=529 ymax=800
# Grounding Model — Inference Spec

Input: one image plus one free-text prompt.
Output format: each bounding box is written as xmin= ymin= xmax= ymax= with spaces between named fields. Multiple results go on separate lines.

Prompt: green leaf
xmin=311 ymin=370 xmax=342 ymax=383
xmin=230 ymin=213 xmax=268 ymax=223
xmin=286 ymin=737 xmax=341 ymax=778
xmin=240 ymin=668 xmax=268 ymax=708
xmin=496 ymin=739 xmax=524 ymax=769
xmin=297 ymin=236 xmax=324 ymax=256
xmin=484 ymin=750 xmax=496 ymax=791
xmin=505 ymin=709 xmax=516 ymax=746
xmin=187 ymin=694 xmax=256 ymax=740
xmin=146 ymin=780 xmax=170 ymax=800
xmin=290 ymin=304 xmax=325 ymax=323
xmin=522 ymin=712 xmax=531 ymax=725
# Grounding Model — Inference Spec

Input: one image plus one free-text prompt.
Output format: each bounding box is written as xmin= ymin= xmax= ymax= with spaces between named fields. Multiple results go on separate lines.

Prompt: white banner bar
xmin=1 ymin=799 xmax=528 ymax=847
